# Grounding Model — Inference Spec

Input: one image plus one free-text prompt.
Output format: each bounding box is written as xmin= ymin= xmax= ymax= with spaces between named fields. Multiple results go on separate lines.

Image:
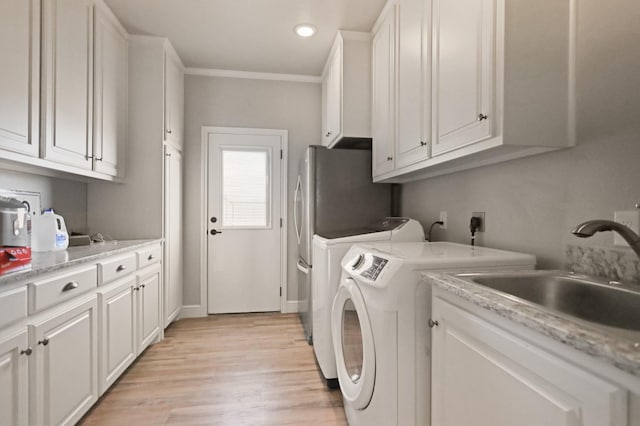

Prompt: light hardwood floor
xmin=80 ymin=313 xmax=347 ymax=425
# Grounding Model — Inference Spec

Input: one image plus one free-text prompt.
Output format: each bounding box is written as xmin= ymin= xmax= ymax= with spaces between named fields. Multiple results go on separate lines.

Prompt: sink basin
xmin=458 ymin=271 xmax=640 ymax=331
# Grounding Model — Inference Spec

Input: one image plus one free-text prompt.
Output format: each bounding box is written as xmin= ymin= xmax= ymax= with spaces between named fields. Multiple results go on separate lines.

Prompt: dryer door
xmin=331 ymin=277 xmax=375 ymax=409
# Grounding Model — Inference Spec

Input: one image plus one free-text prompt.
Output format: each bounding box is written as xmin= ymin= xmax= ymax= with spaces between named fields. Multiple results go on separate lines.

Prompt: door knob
xmin=210 ymin=229 xmax=223 ymax=235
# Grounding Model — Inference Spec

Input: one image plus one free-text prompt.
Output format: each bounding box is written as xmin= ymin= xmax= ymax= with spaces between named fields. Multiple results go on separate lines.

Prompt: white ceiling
xmin=103 ymin=0 xmax=388 ymax=76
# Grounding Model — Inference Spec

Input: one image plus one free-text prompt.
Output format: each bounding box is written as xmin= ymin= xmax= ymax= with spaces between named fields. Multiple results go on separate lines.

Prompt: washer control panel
xmin=358 ymin=255 xmax=388 ymax=281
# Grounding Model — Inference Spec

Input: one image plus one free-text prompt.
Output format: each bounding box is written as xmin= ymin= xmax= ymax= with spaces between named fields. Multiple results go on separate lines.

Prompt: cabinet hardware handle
xmin=20 ymin=347 xmax=33 ymax=356
xmin=116 ymin=265 xmax=127 ymax=272
xmin=387 ymin=156 xmax=393 ymax=161
xmin=134 ymin=286 xmax=140 ymax=291
xmin=165 ymin=152 xmax=172 ymax=157
xmin=477 ymin=113 xmax=488 ymax=121
xmin=140 ymin=284 xmax=146 ymax=289
xmin=96 ymin=157 xmax=103 ymax=162
xmin=38 ymin=338 xmax=49 ymax=346
xmin=325 ymin=132 xmax=332 ymax=137
xmin=86 ymin=155 xmax=94 ymax=160
xmin=166 ymin=129 xmax=173 ymax=134
xmin=420 ymin=141 xmax=428 ymax=147
xmin=428 ymin=319 xmax=439 ymax=328
xmin=148 ymin=254 xmax=154 ymax=260
xmin=62 ymin=281 xmax=79 ymax=292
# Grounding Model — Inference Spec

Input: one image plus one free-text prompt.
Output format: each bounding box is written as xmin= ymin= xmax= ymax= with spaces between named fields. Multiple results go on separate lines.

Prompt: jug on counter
xmin=31 ymin=209 xmax=69 ymax=251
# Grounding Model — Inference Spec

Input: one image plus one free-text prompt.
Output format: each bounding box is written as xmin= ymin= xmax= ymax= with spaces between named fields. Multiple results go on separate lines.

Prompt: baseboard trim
xmin=180 ymin=305 xmax=207 ymax=318
xmin=285 ymin=300 xmax=299 ymax=313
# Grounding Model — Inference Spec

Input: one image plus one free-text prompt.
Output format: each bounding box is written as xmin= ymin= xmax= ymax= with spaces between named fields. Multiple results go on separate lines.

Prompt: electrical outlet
xmin=471 ymin=212 xmax=486 ymax=232
xmin=439 ymin=211 xmax=447 ymax=229
xmin=614 ymin=210 xmax=640 ymax=246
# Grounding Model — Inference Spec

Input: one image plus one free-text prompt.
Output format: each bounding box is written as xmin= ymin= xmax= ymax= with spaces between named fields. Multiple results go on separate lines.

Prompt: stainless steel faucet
xmin=571 ymin=220 xmax=640 ymax=259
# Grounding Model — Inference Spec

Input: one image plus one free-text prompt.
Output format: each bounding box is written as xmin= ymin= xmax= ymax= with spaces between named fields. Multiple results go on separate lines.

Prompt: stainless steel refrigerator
xmin=294 ymin=146 xmax=392 ymax=343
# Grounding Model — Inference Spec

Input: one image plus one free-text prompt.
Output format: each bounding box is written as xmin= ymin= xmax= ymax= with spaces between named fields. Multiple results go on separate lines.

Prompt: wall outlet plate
xmin=614 ymin=210 xmax=640 ymax=246
xmin=471 ymin=211 xmax=486 ymax=232
xmin=439 ymin=211 xmax=447 ymax=229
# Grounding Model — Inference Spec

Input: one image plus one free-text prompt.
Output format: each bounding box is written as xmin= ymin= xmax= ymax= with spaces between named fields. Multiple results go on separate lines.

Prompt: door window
xmin=221 ymin=148 xmax=271 ymax=228
xmin=342 ymin=298 xmax=364 ymax=383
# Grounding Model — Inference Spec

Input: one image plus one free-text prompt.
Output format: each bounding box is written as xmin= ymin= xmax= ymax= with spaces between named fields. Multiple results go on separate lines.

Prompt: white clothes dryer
xmin=312 ymin=218 xmax=424 ymax=387
xmin=331 ymin=242 xmax=536 ymax=426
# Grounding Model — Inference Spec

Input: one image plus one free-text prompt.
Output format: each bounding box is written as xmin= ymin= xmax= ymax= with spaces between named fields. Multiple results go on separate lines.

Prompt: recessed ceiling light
xmin=294 ymin=24 xmax=317 ymax=38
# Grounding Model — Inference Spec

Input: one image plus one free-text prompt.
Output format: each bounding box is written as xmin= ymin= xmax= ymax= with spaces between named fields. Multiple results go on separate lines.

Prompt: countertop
xmin=423 ymin=272 xmax=640 ymax=377
xmin=0 ymin=239 xmax=162 ymax=286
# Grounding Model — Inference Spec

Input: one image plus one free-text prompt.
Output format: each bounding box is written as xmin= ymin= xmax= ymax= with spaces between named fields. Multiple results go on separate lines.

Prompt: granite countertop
xmin=424 ymin=271 xmax=640 ymax=377
xmin=0 ymin=239 xmax=163 ymax=286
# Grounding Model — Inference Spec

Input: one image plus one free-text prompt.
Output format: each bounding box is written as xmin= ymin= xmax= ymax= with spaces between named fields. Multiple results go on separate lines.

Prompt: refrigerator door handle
xmin=296 ymin=259 xmax=309 ymax=274
xmin=294 ymin=176 xmax=303 ymax=243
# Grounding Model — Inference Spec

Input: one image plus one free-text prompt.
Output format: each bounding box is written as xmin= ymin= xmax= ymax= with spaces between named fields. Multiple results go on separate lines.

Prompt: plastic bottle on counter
xmin=31 ymin=209 xmax=69 ymax=251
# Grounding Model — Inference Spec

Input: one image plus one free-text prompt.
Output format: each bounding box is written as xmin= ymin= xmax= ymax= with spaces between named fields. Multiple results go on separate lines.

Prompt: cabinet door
xmin=0 ymin=0 xmax=39 ymax=157
xmin=93 ymin=5 xmax=127 ymax=177
xmin=396 ymin=0 xmax=431 ymax=168
xmin=432 ymin=296 xmax=628 ymax=426
xmin=371 ymin=6 xmax=397 ymax=178
xmin=164 ymin=51 xmax=184 ymax=149
xmin=0 ymin=329 xmax=29 ymax=426
xmin=31 ymin=298 xmax=98 ymax=426
xmin=41 ymin=0 xmax=94 ymax=169
xmin=431 ymin=0 xmax=494 ymax=156
xmin=322 ymin=42 xmax=342 ymax=146
xmin=98 ymin=278 xmax=136 ymax=395
xmin=138 ymin=265 xmax=161 ymax=354
xmin=164 ymin=145 xmax=183 ymax=327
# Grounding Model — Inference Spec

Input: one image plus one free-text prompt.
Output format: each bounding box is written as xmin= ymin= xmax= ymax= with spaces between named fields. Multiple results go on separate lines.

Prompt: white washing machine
xmin=331 ymin=242 xmax=536 ymax=426
xmin=312 ymin=218 xmax=424 ymax=387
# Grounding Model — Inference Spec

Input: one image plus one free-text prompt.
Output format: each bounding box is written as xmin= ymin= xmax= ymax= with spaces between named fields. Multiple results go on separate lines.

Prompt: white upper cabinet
xmin=431 ymin=0 xmax=494 ymax=155
xmin=164 ymin=48 xmax=184 ymax=150
xmin=41 ymin=0 xmax=95 ymax=170
xmin=321 ymin=31 xmax=371 ymax=148
xmin=93 ymin=2 xmax=128 ymax=177
xmin=371 ymin=5 xmax=397 ymax=177
xmin=395 ymin=0 xmax=431 ymax=169
xmin=373 ymin=0 xmax=576 ymax=182
xmin=0 ymin=0 xmax=39 ymax=157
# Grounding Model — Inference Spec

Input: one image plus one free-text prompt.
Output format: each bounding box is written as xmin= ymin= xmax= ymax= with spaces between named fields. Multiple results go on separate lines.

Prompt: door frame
xmin=200 ymin=126 xmax=288 ymax=314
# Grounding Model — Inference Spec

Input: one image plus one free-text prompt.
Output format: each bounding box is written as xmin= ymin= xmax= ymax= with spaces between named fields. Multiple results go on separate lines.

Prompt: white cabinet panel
xmin=396 ymin=0 xmax=431 ymax=169
xmin=31 ymin=298 xmax=98 ymax=426
xmin=371 ymin=6 xmax=397 ymax=178
xmin=431 ymin=0 xmax=494 ymax=155
xmin=0 ymin=0 xmax=39 ymax=157
xmin=138 ymin=265 xmax=161 ymax=353
xmin=164 ymin=145 xmax=183 ymax=327
xmin=432 ymin=294 xmax=628 ymax=426
xmin=322 ymin=46 xmax=342 ymax=146
xmin=164 ymin=49 xmax=184 ymax=149
xmin=98 ymin=278 xmax=136 ymax=395
xmin=93 ymin=3 xmax=128 ymax=177
xmin=42 ymin=0 xmax=94 ymax=170
xmin=0 ymin=329 xmax=29 ymax=426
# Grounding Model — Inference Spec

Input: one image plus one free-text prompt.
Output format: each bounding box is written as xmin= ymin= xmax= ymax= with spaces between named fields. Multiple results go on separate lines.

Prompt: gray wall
xmin=401 ymin=0 xmax=640 ymax=268
xmin=0 ymin=169 xmax=88 ymax=232
xmin=183 ymin=75 xmax=321 ymax=306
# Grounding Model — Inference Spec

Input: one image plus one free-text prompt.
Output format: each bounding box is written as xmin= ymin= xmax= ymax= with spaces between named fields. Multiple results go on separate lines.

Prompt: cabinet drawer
xmin=28 ymin=265 xmax=97 ymax=314
xmin=98 ymin=253 xmax=137 ymax=285
xmin=136 ymin=244 xmax=162 ymax=269
xmin=0 ymin=286 xmax=28 ymax=328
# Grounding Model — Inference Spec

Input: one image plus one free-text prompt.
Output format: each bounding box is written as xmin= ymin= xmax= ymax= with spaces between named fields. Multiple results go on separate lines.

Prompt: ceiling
xmin=103 ymin=0 xmax=388 ymax=76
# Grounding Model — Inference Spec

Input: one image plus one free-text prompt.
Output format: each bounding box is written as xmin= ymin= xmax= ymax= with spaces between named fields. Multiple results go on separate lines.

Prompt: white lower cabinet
xmin=30 ymin=297 xmax=98 ymax=426
xmin=432 ymin=291 xmax=629 ymax=426
xmin=98 ymin=277 xmax=137 ymax=395
xmin=137 ymin=264 xmax=161 ymax=354
xmin=0 ymin=328 xmax=29 ymax=426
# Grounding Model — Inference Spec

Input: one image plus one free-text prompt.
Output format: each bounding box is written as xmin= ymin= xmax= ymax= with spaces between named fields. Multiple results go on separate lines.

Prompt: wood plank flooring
xmin=80 ymin=313 xmax=347 ymax=425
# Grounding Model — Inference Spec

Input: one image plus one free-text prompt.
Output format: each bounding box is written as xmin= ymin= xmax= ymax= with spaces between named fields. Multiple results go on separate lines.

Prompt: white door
xmin=207 ymin=128 xmax=286 ymax=314
xmin=164 ymin=144 xmax=183 ymax=326
xmin=0 ymin=329 xmax=29 ymax=426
